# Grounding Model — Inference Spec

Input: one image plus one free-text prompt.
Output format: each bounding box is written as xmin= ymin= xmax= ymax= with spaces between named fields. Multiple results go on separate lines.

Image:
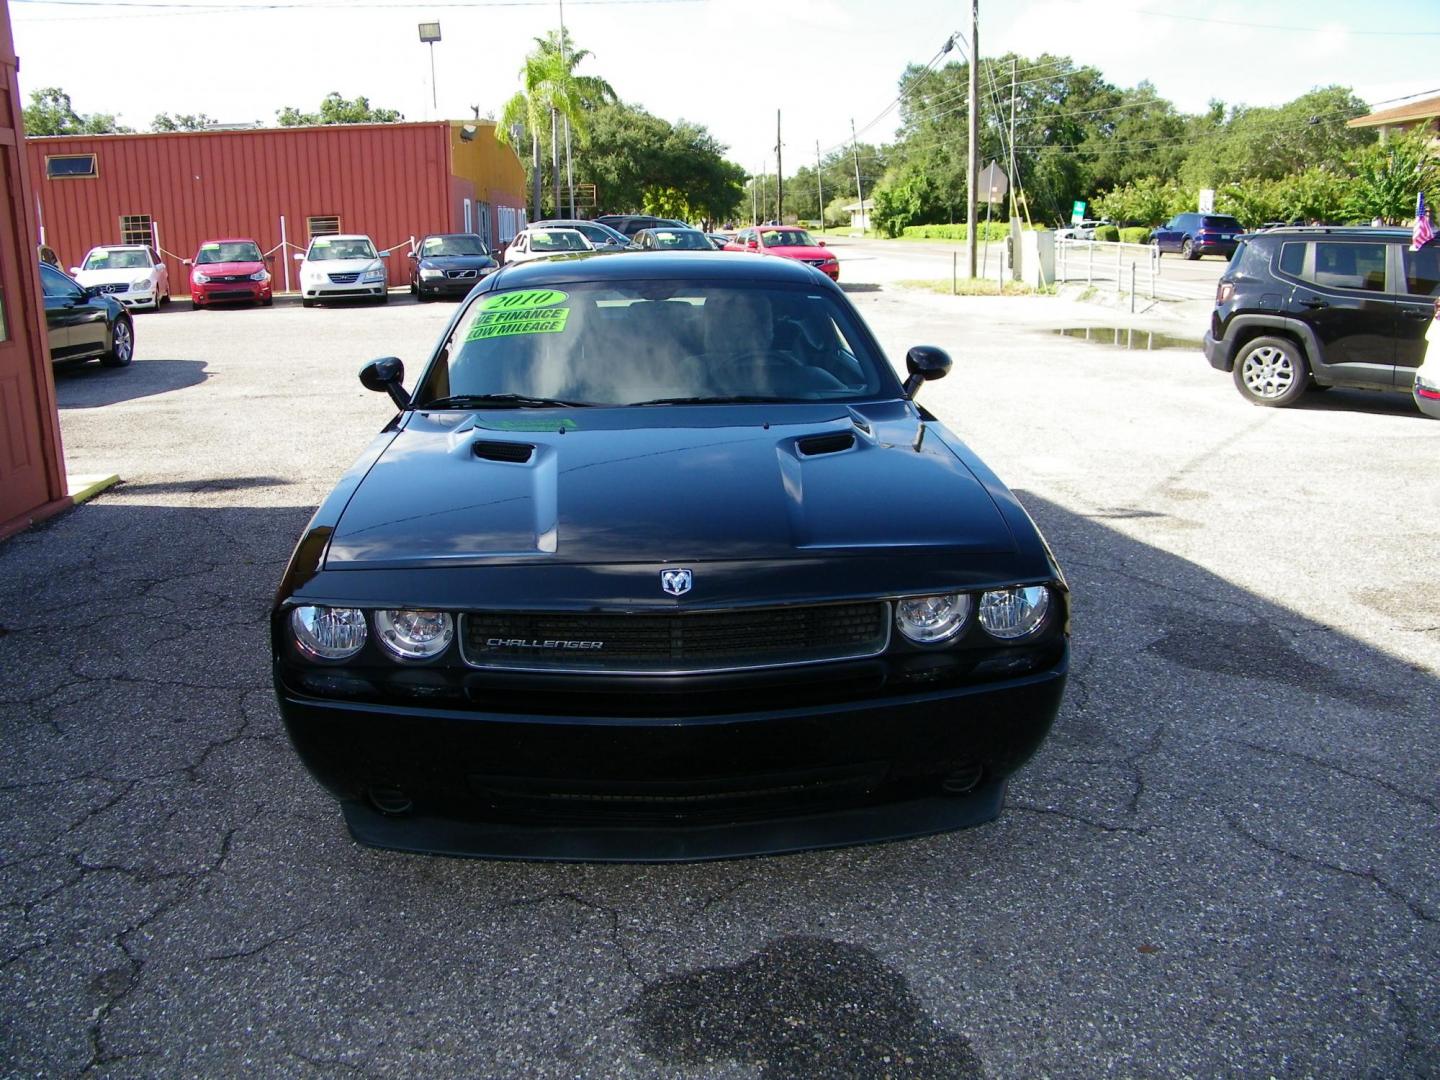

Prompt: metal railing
xmin=1055 ymin=238 xmax=1215 ymax=307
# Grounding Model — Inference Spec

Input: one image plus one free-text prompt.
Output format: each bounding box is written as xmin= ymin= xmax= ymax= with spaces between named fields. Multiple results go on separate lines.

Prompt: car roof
xmin=487 ymin=250 xmax=832 ymax=287
xmin=1246 ymin=226 xmax=1412 ymax=240
xmin=197 ymin=237 xmax=259 ymax=244
xmin=88 ymin=244 xmax=150 ymax=251
xmin=422 ymin=232 xmax=484 ymax=239
xmin=312 ymin=233 xmax=373 ymax=242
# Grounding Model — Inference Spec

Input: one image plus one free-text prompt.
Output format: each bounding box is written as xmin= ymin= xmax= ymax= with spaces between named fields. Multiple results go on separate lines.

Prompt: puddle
xmin=1051 ymin=327 xmax=1200 ymax=351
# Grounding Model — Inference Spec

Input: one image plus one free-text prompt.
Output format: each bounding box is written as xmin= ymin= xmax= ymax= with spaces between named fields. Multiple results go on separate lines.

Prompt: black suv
xmin=1203 ymin=227 xmax=1440 ymax=407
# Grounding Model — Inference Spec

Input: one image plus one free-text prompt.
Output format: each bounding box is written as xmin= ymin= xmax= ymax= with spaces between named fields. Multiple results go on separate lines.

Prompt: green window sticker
xmin=465 ymin=289 xmax=572 ymax=341
xmin=201 ymin=242 xmax=220 ymax=251
xmin=477 ymin=289 xmax=568 ymax=312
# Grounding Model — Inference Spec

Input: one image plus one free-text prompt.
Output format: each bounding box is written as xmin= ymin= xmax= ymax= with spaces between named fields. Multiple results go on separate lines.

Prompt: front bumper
xmin=303 ymin=279 xmax=387 ymax=300
xmin=193 ymin=281 xmax=271 ymax=304
xmin=274 ymin=652 xmax=1067 ymax=861
xmin=417 ymin=276 xmax=486 ymax=297
xmin=112 ymin=289 xmax=157 ymax=309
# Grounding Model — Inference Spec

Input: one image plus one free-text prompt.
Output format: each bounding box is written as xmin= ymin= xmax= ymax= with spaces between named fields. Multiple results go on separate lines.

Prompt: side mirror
xmin=378 ymin=250 xmax=391 ymax=258
xmin=264 ymin=254 xmax=274 ymax=263
xmin=817 ymin=240 xmax=827 ymax=247
xmin=746 ymin=239 xmax=758 ymax=250
xmin=293 ymin=252 xmax=305 ymax=261
xmin=902 ymin=345 xmax=952 ymax=399
xmin=407 ymin=251 xmax=418 ymax=260
xmin=359 ymin=356 xmax=410 ymax=409
xmin=69 ymin=266 xmax=81 ymax=275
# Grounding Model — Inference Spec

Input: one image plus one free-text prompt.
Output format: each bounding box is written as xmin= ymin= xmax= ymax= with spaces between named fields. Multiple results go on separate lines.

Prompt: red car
xmin=185 ymin=238 xmax=274 ymax=307
xmin=723 ymin=225 xmax=840 ymax=280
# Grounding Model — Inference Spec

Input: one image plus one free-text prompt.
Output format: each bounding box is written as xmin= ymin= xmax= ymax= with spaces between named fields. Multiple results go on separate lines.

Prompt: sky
xmin=9 ymin=0 xmax=1440 ymax=178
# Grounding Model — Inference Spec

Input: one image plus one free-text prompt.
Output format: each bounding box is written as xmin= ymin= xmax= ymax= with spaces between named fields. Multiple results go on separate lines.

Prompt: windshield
xmin=422 ymin=235 xmax=490 ymax=257
xmin=761 ymin=229 xmax=815 ymax=248
xmin=529 ymin=231 xmax=590 ymax=252
xmin=1202 ymin=217 xmax=1242 ymax=230
xmin=415 ymin=281 xmax=888 ymax=407
xmin=309 ymin=237 xmax=377 ymax=261
xmin=196 ymin=241 xmax=262 ymax=264
xmin=84 ymin=248 xmax=150 ymax=270
xmin=647 ymin=230 xmax=712 ymax=250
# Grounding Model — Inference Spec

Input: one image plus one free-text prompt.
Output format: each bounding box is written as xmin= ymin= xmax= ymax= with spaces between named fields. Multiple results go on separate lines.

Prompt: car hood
xmin=419 ymin=254 xmax=496 ymax=269
xmin=325 ymin=405 xmax=1017 ymax=569
xmin=303 ymin=258 xmax=382 ymax=273
xmin=770 ymin=245 xmax=835 ymax=260
xmin=193 ymin=260 xmax=264 ymax=276
xmin=75 ymin=268 xmax=156 ymax=285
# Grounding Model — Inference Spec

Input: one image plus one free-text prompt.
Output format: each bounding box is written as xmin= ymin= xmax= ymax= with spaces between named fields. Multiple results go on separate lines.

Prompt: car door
xmin=1286 ymin=239 xmax=1395 ymax=388
xmin=39 ymin=263 xmax=92 ymax=359
xmin=1394 ymin=242 xmax=1440 ymax=385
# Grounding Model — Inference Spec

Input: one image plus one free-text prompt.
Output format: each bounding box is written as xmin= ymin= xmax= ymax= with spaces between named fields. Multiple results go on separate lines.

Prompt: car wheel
xmin=1233 ymin=336 xmax=1308 ymax=407
xmin=302 ymin=297 xmax=315 ymax=308
xmin=100 ymin=316 xmax=134 ymax=368
xmin=377 ymin=291 xmax=389 ymax=305
xmin=1182 ymin=238 xmax=1197 ymax=260
xmin=409 ymin=279 xmax=417 ymax=296
xmin=261 ymin=295 xmax=274 ymax=307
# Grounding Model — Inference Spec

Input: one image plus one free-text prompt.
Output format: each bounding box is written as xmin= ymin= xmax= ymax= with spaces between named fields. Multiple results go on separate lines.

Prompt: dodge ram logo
xmin=660 ymin=568 xmax=693 ymax=596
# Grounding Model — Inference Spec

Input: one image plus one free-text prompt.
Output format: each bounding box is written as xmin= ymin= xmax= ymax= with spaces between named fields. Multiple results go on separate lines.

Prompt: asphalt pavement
xmin=1 ymin=262 xmax=1436 ymax=1077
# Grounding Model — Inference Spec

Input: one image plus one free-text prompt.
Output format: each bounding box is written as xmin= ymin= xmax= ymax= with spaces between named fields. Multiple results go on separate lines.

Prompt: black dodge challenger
xmin=271 ymin=251 xmax=1068 ymax=861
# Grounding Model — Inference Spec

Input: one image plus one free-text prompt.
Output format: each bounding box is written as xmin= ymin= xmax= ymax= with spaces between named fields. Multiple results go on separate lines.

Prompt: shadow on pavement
xmin=53 ymin=358 xmax=208 ymax=408
xmin=0 ymin=493 xmax=1433 ymax=1076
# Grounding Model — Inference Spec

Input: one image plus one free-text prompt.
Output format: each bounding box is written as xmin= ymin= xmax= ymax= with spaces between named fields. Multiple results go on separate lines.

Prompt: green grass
xmin=897 ymin=278 xmax=1042 ymax=296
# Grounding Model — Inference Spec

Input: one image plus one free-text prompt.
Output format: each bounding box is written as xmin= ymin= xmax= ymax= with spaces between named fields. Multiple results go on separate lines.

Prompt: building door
xmin=0 ymin=21 xmax=66 ymax=533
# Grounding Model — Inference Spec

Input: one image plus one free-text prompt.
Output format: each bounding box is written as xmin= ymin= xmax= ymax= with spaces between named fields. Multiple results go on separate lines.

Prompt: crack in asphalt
xmin=1222 ymin=813 xmax=1434 ymax=925
xmin=505 ymin=891 xmax=650 ymax=987
xmin=1240 ymin=742 xmax=1440 ymax=815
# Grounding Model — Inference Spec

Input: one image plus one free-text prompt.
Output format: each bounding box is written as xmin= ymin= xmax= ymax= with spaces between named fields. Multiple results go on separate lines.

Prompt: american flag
xmin=1414 ymin=192 xmax=1435 ymax=251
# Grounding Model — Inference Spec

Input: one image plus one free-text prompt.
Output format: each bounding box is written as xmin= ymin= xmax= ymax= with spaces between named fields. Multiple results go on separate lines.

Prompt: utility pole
xmin=816 ymin=140 xmax=824 ymax=232
xmin=850 ymin=118 xmax=865 ymax=236
xmin=775 ymin=110 xmax=783 ymax=224
xmin=1009 ymin=56 xmax=1018 ymax=222
xmin=966 ymin=0 xmax=979 ymax=277
xmin=753 ymin=166 xmax=759 ymax=225
xmin=560 ymin=0 xmax=576 ymax=218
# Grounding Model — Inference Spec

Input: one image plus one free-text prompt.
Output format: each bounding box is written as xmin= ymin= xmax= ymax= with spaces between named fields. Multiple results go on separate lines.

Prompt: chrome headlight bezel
xmin=894 ymin=593 xmax=973 ymax=646
xmin=978 ymin=586 xmax=1052 ymax=641
xmin=373 ymin=609 xmax=454 ymax=661
xmin=290 ymin=605 xmax=368 ymax=660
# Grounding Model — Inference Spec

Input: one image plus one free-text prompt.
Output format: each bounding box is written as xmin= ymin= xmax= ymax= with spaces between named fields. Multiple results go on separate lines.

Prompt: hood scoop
xmin=473 ymin=440 xmax=535 ymax=464
xmin=796 ymin=431 xmax=856 ymax=457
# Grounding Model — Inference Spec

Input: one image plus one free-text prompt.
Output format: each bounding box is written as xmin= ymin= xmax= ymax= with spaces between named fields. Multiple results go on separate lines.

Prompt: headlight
xmin=419 ymin=267 xmax=443 ymax=279
xmin=362 ymin=267 xmax=386 ymax=282
xmin=374 ymin=609 xmax=453 ymax=660
xmin=291 ymin=606 xmax=367 ymax=660
xmin=978 ymin=586 xmax=1051 ymax=640
xmin=192 ymin=271 xmax=210 ymax=284
xmin=131 ymin=277 xmax=152 ymax=290
xmin=895 ymin=593 xmax=972 ymax=645
xmin=249 ymin=269 xmax=269 ymax=282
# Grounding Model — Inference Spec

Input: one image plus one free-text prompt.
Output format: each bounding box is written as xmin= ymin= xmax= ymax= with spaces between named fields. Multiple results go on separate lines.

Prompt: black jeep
xmin=1203 ymin=226 xmax=1439 ymax=407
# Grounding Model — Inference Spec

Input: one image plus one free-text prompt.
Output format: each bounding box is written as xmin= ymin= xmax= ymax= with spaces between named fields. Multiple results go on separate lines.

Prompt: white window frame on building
xmin=307 ymin=215 xmax=341 ymax=240
xmin=118 ymin=213 xmax=152 ymax=247
xmin=45 ymin=154 xmax=98 ymax=180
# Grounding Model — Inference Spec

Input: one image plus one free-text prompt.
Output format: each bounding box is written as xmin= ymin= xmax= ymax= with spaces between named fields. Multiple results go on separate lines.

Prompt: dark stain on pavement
xmin=1146 ymin=609 xmax=1405 ymax=709
xmin=629 ymin=936 xmax=981 ymax=1079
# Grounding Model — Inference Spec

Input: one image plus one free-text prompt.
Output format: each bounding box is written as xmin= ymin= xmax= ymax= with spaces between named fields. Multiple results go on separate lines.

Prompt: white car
xmin=1416 ymin=297 xmax=1440 ymax=419
xmin=503 ymin=227 xmax=595 ymax=265
xmin=295 ymin=234 xmax=389 ymax=306
xmin=70 ymin=245 xmax=170 ymax=311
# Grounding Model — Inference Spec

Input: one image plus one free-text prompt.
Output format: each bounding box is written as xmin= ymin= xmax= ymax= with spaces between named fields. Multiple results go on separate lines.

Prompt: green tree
xmin=1093 ymin=176 xmax=1191 ymax=226
xmin=276 ymin=92 xmax=402 ymax=126
xmin=1342 ymin=132 xmax=1440 ymax=224
xmin=152 ymin=112 xmax=215 ymax=132
xmin=22 ymin=87 xmax=129 ymax=135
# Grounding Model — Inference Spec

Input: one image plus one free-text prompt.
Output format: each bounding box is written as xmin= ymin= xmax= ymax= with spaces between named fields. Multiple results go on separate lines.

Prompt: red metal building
xmin=25 ymin=121 xmax=527 ymax=295
xmin=0 ymin=1 xmax=67 ymax=537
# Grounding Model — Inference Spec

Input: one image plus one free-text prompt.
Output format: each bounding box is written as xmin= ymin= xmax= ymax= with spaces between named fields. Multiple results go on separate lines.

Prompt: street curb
xmin=67 ymin=473 xmax=121 ymax=505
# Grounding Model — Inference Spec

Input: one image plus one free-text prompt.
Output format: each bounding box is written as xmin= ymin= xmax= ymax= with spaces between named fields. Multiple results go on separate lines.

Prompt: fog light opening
xmin=941 ymin=765 xmax=984 ymax=795
xmin=367 ymin=786 xmax=414 ymax=816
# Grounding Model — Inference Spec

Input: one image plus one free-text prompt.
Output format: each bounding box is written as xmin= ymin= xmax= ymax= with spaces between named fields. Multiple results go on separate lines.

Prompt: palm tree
xmin=497 ymin=56 xmax=551 ymax=222
xmin=532 ymin=29 xmax=616 ymax=217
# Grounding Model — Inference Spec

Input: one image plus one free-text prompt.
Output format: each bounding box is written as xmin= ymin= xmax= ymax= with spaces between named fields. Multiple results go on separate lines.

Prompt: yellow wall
xmin=449 ymin=121 xmax=526 ymax=205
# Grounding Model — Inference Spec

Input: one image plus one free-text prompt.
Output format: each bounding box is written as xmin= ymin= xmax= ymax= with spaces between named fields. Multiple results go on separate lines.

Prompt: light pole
xmin=418 ymin=22 xmax=441 ymax=112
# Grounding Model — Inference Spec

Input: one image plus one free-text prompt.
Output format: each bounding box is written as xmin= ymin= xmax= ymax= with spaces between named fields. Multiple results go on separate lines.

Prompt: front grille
xmin=803 ymin=259 xmax=828 ymax=267
xmin=97 ymin=283 xmax=126 ymax=294
xmin=328 ymin=272 xmax=360 ymax=284
xmin=445 ymin=269 xmax=479 ymax=279
xmin=460 ymin=601 xmax=890 ymax=673
xmin=214 ymin=274 xmax=250 ymax=283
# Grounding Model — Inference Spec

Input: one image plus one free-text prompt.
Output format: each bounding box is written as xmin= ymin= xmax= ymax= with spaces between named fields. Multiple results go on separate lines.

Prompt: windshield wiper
xmin=416 ymin=393 xmax=594 ymax=410
xmin=627 ymin=394 xmax=803 ymax=406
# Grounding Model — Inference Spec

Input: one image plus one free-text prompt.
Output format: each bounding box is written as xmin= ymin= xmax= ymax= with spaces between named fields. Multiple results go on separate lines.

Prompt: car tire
xmin=1233 ymin=336 xmax=1308 ymax=407
xmin=1182 ymin=238 xmax=1197 ymax=260
xmin=377 ymin=291 xmax=389 ymax=305
xmin=261 ymin=295 xmax=274 ymax=307
xmin=302 ymin=297 xmax=315 ymax=308
xmin=100 ymin=316 xmax=134 ymax=368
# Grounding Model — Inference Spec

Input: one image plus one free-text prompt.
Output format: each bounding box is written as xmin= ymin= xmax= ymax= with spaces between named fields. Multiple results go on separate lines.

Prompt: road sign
xmin=978 ymin=160 xmax=1008 ymax=203
xmin=571 ymin=183 xmax=597 ymax=208
xmin=1198 ymin=188 xmax=1215 ymax=214
xmin=1071 ymin=200 xmax=1086 ymax=225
